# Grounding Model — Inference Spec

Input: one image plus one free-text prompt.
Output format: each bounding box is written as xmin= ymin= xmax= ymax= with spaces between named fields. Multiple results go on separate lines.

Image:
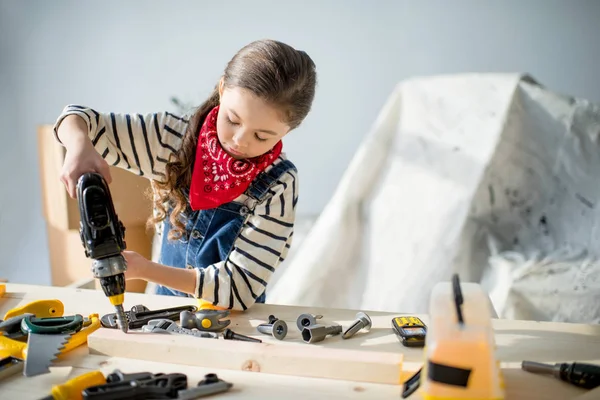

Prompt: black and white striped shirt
xmin=53 ymin=105 xmax=298 ymax=310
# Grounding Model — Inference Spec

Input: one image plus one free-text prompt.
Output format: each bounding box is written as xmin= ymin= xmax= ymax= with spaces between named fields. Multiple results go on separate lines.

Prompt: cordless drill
xmin=77 ymin=172 xmax=129 ymax=333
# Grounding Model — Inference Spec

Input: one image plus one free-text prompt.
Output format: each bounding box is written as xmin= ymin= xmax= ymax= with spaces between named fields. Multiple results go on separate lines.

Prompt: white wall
xmin=1 ymin=0 xmax=599 ymax=285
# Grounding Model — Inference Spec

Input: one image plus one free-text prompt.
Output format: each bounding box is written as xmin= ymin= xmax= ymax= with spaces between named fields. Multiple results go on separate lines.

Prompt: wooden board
xmin=88 ymin=328 xmax=405 ymax=385
xmin=87 ymin=296 xmax=600 ymax=390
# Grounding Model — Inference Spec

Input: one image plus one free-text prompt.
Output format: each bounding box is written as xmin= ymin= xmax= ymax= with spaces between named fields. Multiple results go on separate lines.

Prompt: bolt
xmin=301 ymin=324 xmax=342 ymax=344
xmin=296 ymin=313 xmax=323 ymax=330
xmin=223 ymin=328 xmax=262 ymax=343
xmin=342 ymin=312 xmax=372 ymax=339
xmin=199 ymin=373 xmax=219 ymax=385
xmin=257 ymin=315 xmax=288 ymax=340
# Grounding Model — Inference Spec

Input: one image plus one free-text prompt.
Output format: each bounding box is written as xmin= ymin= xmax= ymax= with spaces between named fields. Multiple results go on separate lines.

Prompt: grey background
xmin=1 ymin=0 xmax=599 ymax=284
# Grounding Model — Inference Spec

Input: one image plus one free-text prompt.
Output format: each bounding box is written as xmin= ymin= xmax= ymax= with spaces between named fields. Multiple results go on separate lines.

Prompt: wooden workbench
xmin=0 ymin=283 xmax=599 ymax=399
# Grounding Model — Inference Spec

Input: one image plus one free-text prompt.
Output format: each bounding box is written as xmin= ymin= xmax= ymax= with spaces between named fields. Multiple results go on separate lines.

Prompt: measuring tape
xmin=392 ymin=316 xmax=427 ymax=348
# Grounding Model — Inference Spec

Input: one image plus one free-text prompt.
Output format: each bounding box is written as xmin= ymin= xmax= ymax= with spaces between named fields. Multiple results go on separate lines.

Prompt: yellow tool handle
xmin=59 ymin=314 xmax=101 ymax=356
xmin=0 ymin=335 xmax=27 ymax=360
xmin=3 ymin=299 xmax=64 ymax=320
xmin=49 ymin=370 xmax=106 ymax=400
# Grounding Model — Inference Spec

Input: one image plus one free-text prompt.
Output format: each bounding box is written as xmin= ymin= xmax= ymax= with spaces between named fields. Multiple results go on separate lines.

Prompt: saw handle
xmin=21 ymin=314 xmax=84 ymax=335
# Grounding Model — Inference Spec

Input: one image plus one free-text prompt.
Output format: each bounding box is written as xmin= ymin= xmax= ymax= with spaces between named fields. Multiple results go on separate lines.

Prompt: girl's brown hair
xmin=149 ymin=39 xmax=317 ymax=240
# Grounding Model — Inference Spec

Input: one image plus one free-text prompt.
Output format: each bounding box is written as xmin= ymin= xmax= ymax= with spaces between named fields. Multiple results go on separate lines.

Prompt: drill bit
xmin=114 ymin=305 xmax=128 ymax=333
xmin=522 ymin=361 xmax=557 ymax=376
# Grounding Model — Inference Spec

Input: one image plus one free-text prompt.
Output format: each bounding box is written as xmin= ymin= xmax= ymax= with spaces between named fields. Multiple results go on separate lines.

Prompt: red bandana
xmin=189 ymin=106 xmax=282 ymax=210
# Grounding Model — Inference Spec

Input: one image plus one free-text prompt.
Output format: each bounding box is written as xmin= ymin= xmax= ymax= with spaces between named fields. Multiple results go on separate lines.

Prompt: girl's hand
xmin=57 ymin=115 xmax=112 ymax=198
xmin=122 ymin=250 xmax=151 ymax=280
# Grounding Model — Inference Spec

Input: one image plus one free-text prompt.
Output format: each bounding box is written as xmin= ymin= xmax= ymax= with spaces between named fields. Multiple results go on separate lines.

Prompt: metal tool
xmin=101 ymin=304 xmax=196 ymax=330
xmin=181 ymin=309 xmax=230 ymax=332
xmin=342 ymin=312 xmax=372 ymax=339
xmin=257 ymin=315 xmax=287 ymax=340
xmin=21 ymin=314 xmax=83 ymax=377
xmin=223 ymin=328 xmax=262 ymax=343
xmin=522 ymin=360 xmax=600 ymax=389
xmin=82 ymin=371 xmax=187 ymax=398
xmin=0 ymin=313 xmax=34 ymax=340
xmin=392 ymin=316 xmax=427 ymax=347
xmin=77 ymin=172 xmax=129 ymax=333
xmin=142 ymin=319 xmax=218 ymax=339
xmin=178 ymin=373 xmax=233 ymax=399
xmin=296 ymin=313 xmax=323 ymax=330
xmin=301 ymin=324 xmax=342 ymax=344
xmin=39 ymin=370 xmax=106 ymax=400
xmin=3 ymin=299 xmax=64 ymax=320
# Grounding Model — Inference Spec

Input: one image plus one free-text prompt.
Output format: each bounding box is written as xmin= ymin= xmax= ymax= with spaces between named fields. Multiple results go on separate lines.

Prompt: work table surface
xmin=0 ymin=283 xmax=599 ymax=399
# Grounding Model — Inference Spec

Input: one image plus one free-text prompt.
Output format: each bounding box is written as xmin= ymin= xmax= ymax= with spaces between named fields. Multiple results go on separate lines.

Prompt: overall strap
xmin=245 ymin=159 xmax=296 ymax=203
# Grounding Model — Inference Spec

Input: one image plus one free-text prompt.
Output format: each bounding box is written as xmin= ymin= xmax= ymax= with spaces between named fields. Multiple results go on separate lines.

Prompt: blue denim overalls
xmin=154 ymin=159 xmax=296 ymax=305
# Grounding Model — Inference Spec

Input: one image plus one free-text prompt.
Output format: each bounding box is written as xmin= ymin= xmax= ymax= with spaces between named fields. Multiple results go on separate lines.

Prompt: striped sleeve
xmin=194 ymin=167 xmax=299 ymax=310
xmin=52 ymin=104 xmax=189 ymax=181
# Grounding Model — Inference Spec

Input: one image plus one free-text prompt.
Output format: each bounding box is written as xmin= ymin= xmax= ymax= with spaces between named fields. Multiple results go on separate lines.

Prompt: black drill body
xmin=77 ymin=172 xmax=129 ymax=332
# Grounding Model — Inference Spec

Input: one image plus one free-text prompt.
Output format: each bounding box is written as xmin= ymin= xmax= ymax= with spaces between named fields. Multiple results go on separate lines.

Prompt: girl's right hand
xmin=60 ymin=136 xmax=112 ymax=198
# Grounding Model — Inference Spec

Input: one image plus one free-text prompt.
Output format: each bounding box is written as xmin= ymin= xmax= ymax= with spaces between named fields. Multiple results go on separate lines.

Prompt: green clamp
xmin=20 ymin=314 xmax=84 ymax=335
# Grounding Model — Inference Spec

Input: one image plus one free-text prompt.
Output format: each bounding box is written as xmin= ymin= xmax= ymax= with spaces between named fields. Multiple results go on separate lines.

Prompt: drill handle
xmin=563 ymin=362 xmax=600 ymax=389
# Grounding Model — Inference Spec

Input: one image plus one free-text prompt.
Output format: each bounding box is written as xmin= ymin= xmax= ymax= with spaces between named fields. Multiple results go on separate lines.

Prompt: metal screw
xmin=342 ymin=312 xmax=372 ymax=339
xmin=301 ymin=324 xmax=342 ymax=344
xmin=296 ymin=313 xmax=323 ymax=331
xmin=257 ymin=315 xmax=288 ymax=340
xmin=223 ymin=328 xmax=262 ymax=343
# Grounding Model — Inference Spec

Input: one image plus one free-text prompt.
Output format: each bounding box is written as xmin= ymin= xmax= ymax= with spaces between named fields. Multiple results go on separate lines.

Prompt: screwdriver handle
xmin=560 ymin=362 xmax=600 ymax=389
xmin=49 ymin=370 xmax=106 ymax=400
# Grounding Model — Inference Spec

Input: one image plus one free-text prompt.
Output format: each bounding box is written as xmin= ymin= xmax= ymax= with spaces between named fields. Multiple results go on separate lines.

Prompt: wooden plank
xmin=88 ymin=328 xmax=405 ymax=385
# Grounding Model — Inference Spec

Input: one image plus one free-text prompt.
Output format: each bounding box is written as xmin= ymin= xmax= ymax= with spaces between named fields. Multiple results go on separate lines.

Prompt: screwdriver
xmin=39 ymin=370 xmax=106 ymax=400
xmin=522 ymin=360 xmax=600 ymax=389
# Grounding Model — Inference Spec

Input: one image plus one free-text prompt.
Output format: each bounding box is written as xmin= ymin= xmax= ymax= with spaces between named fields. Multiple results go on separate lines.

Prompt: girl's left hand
xmin=122 ymin=250 xmax=150 ymax=280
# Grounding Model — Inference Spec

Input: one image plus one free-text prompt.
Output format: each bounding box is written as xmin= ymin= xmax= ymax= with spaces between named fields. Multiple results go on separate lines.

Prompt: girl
xmin=53 ymin=39 xmax=317 ymax=310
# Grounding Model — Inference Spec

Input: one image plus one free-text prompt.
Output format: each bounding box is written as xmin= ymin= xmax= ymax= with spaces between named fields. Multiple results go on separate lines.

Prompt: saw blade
xmin=24 ymin=333 xmax=71 ymax=377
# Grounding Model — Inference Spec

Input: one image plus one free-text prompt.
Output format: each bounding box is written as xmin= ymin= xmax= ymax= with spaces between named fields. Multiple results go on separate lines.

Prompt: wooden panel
xmin=88 ymin=329 xmax=405 ymax=385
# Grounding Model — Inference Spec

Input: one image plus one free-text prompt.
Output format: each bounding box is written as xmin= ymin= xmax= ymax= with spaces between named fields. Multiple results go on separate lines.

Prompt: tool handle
xmin=3 ymin=299 xmax=64 ymax=320
xmin=82 ymin=373 xmax=187 ymax=399
xmin=21 ymin=314 xmax=84 ymax=335
xmin=562 ymin=362 xmax=600 ymax=389
xmin=48 ymin=370 xmax=107 ymax=400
